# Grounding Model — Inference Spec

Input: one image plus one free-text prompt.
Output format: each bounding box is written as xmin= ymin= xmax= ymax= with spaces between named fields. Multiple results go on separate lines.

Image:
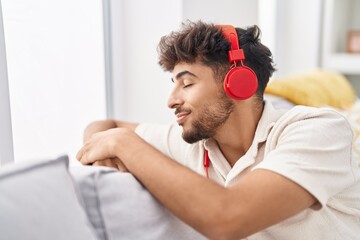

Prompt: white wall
xmin=2 ymin=0 xmax=106 ymax=163
xmin=109 ymin=0 xmax=183 ymax=124
xmin=0 ymin=0 xmax=14 ymax=166
xmin=182 ymin=0 xmax=258 ymax=26
xmin=271 ymin=0 xmax=323 ymax=79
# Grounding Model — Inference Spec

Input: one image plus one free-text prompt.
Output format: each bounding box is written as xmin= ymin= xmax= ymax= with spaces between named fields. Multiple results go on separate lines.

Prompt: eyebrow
xmin=171 ymin=70 xmax=198 ymax=82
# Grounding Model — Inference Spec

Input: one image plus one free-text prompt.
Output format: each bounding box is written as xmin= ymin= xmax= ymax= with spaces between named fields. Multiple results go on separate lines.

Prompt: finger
xmin=112 ymin=157 xmax=129 ymax=172
xmin=93 ymin=159 xmax=117 ymax=169
xmin=114 ymin=158 xmax=129 ymax=172
xmin=76 ymin=147 xmax=84 ymax=161
xmin=79 ymin=150 xmax=94 ymax=166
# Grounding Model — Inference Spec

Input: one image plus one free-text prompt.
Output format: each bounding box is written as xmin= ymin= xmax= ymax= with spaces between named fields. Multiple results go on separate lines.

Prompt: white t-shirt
xmin=135 ymin=102 xmax=360 ymax=239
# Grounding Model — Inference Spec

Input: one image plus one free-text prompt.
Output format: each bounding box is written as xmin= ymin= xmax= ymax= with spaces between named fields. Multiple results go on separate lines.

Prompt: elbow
xmin=193 ymin=190 xmax=250 ymax=240
xmin=204 ymin=225 xmax=247 ymax=240
xmin=199 ymin=212 xmax=248 ymax=240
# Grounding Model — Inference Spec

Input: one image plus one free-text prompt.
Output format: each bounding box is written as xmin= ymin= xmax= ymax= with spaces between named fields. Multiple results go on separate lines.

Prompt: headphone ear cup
xmin=223 ymin=66 xmax=258 ymax=100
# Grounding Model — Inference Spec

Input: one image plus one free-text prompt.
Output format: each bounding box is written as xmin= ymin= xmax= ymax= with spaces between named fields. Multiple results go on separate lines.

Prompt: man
xmin=77 ymin=21 xmax=360 ymax=239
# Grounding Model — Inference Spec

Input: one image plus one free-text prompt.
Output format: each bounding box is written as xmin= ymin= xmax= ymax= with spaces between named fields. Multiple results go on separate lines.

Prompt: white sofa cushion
xmin=70 ymin=166 xmax=205 ymax=240
xmin=0 ymin=156 xmax=98 ymax=240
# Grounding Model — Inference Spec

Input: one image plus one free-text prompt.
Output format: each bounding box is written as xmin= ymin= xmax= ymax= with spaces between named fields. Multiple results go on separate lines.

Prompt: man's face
xmin=168 ymin=61 xmax=234 ymax=143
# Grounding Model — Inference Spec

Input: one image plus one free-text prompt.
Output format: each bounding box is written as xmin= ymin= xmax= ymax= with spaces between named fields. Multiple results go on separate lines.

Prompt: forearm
xmin=83 ymin=119 xmax=138 ymax=142
xmin=115 ymin=136 xmax=231 ymax=239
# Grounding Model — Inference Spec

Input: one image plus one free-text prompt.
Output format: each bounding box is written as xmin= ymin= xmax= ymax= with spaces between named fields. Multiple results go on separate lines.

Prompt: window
xmin=1 ymin=0 xmax=106 ymax=164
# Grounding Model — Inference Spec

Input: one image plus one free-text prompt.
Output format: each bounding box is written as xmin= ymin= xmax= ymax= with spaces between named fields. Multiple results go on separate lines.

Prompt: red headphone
xmin=217 ymin=25 xmax=258 ymax=100
xmin=202 ymin=26 xmax=258 ymax=179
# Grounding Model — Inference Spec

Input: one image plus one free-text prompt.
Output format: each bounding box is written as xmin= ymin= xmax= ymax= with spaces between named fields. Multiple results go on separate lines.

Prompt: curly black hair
xmin=157 ymin=20 xmax=276 ymax=99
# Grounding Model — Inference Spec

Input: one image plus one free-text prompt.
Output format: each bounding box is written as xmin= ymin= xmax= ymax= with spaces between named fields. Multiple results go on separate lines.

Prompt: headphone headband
xmin=216 ymin=25 xmax=245 ymax=62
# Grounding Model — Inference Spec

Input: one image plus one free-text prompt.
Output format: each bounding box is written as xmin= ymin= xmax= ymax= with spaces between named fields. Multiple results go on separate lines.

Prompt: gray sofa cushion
xmin=0 ymin=156 xmax=98 ymax=240
xmin=70 ymin=166 xmax=205 ymax=240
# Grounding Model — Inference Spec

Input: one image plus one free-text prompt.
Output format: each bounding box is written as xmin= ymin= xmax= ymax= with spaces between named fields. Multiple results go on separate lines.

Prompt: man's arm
xmin=82 ymin=120 xmax=138 ymax=170
xmin=83 ymin=119 xmax=138 ymax=142
xmin=77 ymin=128 xmax=316 ymax=240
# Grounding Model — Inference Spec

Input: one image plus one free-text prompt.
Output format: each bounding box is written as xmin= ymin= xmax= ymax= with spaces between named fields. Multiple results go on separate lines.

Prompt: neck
xmin=213 ymin=99 xmax=264 ymax=167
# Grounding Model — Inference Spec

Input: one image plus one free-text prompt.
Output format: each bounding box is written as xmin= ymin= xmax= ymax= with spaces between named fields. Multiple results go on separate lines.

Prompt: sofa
xmin=0 ymin=156 xmax=205 ymax=240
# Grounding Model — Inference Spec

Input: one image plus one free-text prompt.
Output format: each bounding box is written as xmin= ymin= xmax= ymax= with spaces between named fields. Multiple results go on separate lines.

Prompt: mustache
xmin=174 ymin=107 xmax=191 ymax=115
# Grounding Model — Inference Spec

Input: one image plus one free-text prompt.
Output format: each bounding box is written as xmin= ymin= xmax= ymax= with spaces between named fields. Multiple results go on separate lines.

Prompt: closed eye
xmin=184 ymin=84 xmax=193 ymax=89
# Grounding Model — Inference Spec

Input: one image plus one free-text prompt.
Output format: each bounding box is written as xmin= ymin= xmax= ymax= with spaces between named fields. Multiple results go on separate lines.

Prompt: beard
xmin=181 ymin=92 xmax=234 ymax=143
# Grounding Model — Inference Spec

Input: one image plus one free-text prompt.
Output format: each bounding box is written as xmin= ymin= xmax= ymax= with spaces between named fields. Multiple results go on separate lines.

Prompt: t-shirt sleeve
xmin=253 ymin=108 xmax=355 ymax=207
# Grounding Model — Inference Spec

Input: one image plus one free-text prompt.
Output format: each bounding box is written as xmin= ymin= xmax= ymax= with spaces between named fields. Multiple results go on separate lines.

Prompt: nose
xmin=167 ymin=88 xmax=184 ymax=109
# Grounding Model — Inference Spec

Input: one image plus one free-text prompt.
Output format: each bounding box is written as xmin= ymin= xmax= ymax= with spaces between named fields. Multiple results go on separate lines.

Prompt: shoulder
xmin=276 ymin=105 xmax=352 ymax=134
xmin=283 ymin=105 xmax=348 ymax=121
xmin=265 ymin=105 xmax=353 ymax=156
xmin=259 ymin=106 xmax=357 ymax=206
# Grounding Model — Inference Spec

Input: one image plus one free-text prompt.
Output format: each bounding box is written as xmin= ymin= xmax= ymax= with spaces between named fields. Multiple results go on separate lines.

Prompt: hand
xmin=92 ymin=158 xmax=129 ymax=172
xmin=77 ymin=128 xmax=128 ymax=165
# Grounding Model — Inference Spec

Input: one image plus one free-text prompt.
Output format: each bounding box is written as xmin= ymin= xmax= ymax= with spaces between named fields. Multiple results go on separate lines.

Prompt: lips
xmin=175 ymin=111 xmax=190 ymax=124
